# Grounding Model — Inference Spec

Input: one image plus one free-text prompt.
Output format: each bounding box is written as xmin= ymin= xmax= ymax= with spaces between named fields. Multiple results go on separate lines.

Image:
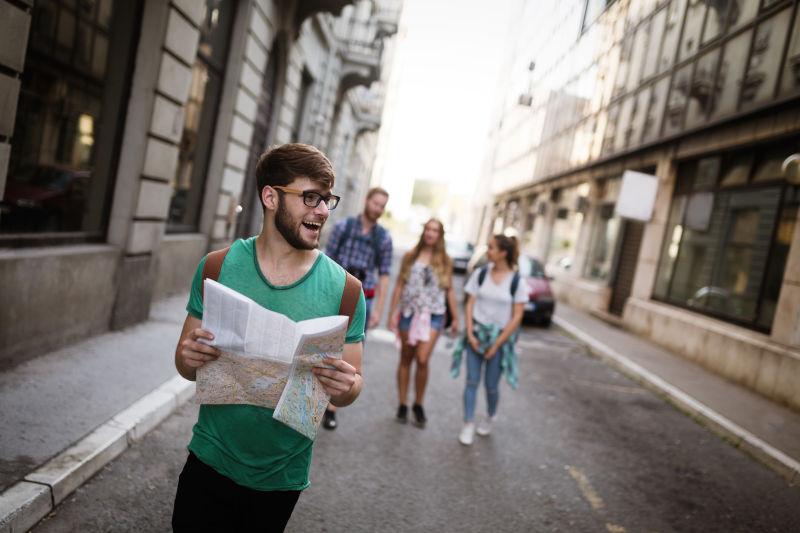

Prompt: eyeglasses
xmin=272 ymin=186 xmax=341 ymax=210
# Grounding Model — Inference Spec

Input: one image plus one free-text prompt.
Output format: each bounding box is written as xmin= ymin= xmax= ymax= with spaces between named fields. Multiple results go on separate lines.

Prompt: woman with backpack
xmin=454 ymin=234 xmax=528 ymax=445
xmin=388 ymin=218 xmax=459 ymax=428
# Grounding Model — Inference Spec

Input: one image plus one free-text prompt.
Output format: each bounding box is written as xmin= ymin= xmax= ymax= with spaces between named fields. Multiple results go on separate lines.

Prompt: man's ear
xmin=261 ymin=186 xmax=278 ymax=211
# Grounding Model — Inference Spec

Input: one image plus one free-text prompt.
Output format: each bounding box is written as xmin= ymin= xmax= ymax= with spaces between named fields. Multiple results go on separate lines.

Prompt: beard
xmin=275 ymin=200 xmax=319 ymax=250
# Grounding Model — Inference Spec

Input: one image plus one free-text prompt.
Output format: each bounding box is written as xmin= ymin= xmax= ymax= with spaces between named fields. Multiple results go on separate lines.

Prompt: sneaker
xmin=412 ymin=404 xmax=427 ymax=428
xmin=396 ymin=404 xmax=408 ymax=423
xmin=476 ymin=416 xmax=494 ymax=437
xmin=458 ymin=422 xmax=475 ymax=446
xmin=322 ymin=409 xmax=337 ymax=430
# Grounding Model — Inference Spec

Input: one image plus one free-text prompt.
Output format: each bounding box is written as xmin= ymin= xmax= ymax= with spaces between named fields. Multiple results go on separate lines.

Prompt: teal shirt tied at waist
xmin=451 ymin=322 xmax=519 ymax=389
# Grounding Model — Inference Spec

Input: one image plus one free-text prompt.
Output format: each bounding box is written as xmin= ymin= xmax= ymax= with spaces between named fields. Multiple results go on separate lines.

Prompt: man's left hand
xmin=312 ymin=358 xmax=359 ymax=400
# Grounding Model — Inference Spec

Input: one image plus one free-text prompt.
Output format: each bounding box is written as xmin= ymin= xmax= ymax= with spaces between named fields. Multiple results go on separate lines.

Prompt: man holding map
xmin=171 ymin=143 xmax=366 ymax=532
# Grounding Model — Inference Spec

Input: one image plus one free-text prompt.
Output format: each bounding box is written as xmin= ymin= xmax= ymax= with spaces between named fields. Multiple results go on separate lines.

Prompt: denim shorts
xmin=399 ymin=312 xmax=445 ymax=333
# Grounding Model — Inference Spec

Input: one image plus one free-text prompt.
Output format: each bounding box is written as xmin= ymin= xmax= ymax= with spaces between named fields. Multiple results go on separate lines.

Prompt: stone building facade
xmin=0 ymin=0 xmax=400 ymax=366
xmin=479 ymin=0 xmax=800 ymax=410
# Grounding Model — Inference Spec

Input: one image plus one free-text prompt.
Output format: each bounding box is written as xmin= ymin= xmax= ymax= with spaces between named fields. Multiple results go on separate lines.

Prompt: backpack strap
xmin=478 ymin=265 xmax=521 ymax=297
xmin=338 ymin=271 xmax=362 ymax=329
xmin=370 ymin=224 xmax=385 ymax=269
xmin=510 ymin=271 xmax=521 ymax=297
xmin=333 ymin=217 xmax=356 ymax=264
xmin=477 ymin=265 xmax=489 ymax=286
xmin=201 ymin=246 xmax=231 ymax=300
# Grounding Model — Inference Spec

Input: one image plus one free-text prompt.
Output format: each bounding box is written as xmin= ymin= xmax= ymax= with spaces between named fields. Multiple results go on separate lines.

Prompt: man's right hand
xmin=175 ymin=316 xmax=221 ymax=381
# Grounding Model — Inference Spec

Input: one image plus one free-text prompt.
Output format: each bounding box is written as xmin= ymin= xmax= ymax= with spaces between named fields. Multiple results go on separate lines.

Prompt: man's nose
xmin=314 ymin=200 xmax=330 ymax=216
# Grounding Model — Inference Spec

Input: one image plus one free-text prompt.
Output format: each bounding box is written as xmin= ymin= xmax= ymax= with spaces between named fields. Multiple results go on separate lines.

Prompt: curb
xmin=0 ymin=376 xmax=194 ymax=533
xmin=553 ymin=315 xmax=800 ymax=485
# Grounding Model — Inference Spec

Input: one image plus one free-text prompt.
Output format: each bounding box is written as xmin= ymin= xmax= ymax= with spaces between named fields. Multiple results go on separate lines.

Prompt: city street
xmin=31 ymin=321 xmax=800 ymax=532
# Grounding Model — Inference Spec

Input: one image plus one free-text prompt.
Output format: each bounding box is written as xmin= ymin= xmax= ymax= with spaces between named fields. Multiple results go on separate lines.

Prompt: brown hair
xmin=492 ymin=234 xmax=519 ymax=268
xmin=366 ymin=186 xmax=389 ymax=200
xmin=398 ymin=218 xmax=453 ymax=289
xmin=255 ymin=143 xmax=335 ymax=206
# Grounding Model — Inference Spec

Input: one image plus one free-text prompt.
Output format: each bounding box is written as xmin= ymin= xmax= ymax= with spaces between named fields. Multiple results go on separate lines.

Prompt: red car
xmin=466 ymin=247 xmax=556 ymax=326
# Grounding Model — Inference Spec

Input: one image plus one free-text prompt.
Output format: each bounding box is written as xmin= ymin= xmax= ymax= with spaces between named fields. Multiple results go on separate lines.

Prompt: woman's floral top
xmin=400 ymin=262 xmax=446 ymax=316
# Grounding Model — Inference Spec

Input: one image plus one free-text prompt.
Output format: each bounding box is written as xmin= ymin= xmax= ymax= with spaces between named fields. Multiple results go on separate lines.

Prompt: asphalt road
xmin=31 ymin=320 xmax=800 ymax=532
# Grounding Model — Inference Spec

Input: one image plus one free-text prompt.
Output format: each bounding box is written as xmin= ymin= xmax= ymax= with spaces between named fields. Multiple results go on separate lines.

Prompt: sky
xmin=372 ymin=0 xmax=518 ymax=233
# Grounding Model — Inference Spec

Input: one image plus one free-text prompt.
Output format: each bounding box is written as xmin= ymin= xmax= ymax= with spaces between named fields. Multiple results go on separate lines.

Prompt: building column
xmin=772 ymin=207 xmax=800 ymax=347
xmin=532 ymin=193 xmax=557 ymax=263
xmin=571 ymin=181 xmax=600 ymax=278
xmin=629 ymin=150 xmax=676 ymax=301
xmin=108 ymin=0 xmax=204 ymax=329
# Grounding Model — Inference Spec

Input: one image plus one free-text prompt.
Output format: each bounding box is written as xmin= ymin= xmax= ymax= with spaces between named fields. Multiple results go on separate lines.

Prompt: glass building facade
xmin=491 ymin=0 xmax=800 ymax=195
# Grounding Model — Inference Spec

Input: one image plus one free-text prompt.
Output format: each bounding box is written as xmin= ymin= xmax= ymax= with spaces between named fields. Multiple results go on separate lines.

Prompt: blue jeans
xmin=463 ymin=343 xmax=502 ymax=422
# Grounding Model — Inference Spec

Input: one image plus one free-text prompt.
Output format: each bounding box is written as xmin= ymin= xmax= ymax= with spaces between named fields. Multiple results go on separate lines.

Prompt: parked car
xmin=466 ymin=247 xmax=555 ymax=326
xmin=446 ymin=239 xmax=474 ymax=274
xmin=0 ymin=165 xmax=90 ymax=232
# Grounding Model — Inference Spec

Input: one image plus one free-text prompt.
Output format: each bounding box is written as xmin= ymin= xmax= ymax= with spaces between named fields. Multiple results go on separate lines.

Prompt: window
xmin=711 ymin=29 xmax=752 ymax=120
xmin=547 ymin=185 xmax=586 ymax=274
xmin=582 ymin=0 xmax=617 ymax=33
xmin=740 ymin=8 xmax=792 ymax=109
xmin=1 ymin=0 xmax=139 ymax=240
xmin=167 ymin=0 xmax=234 ymax=232
xmin=585 ymin=203 xmax=621 ymax=281
xmin=780 ymin=6 xmax=800 ymax=97
xmin=292 ymin=70 xmax=314 ymax=142
xmin=685 ymin=47 xmax=721 ymax=128
xmin=653 ymin=140 xmax=800 ymax=331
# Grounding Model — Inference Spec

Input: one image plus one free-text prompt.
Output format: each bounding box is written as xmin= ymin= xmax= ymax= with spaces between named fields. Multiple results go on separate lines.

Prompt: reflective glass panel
xmin=685 ymin=47 xmax=721 ymax=128
xmin=711 ymin=29 xmax=752 ymax=119
xmin=1 ymin=0 xmax=126 ymax=236
xmin=615 ymin=96 xmax=635 ymax=151
xmin=642 ymin=76 xmax=669 ymax=142
xmin=779 ymin=6 xmax=800 ymax=97
xmin=679 ymin=0 xmax=706 ymax=62
xmin=641 ymin=8 xmax=667 ymax=80
xmin=654 ymin=195 xmax=687 ymax=297
xmin=741 ymin=8 xmax=791 ymax=108
xmin=663 ymin=63 xmax=692 ymax=136
xmin=729 ymin=0 xmax=758 ymax=32
xmin=658 ymin=0 xmax=687 ymax=72
xmin=701 ymin=0 xmax=729 ymax=44
xmin=584 ymin=202 xmax=621 ymax=281
xmin=719 ymin=153 xmax=752 ymax=187
xmin=628 ymin=85 xmax=651 ymax=147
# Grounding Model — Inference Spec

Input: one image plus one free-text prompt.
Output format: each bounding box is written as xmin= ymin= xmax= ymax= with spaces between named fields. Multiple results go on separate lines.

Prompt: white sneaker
xmin=458 ymin=422 xmax=475 ymax=446
xmin=476 ymin=416 xmax=494 ymax=437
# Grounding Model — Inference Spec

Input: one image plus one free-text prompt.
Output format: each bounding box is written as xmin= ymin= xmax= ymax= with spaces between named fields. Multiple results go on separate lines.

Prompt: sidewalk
xmin=554 ymin=303 xmax=800 ymax=484
xmin=2 ymin=298 xmax=799 ymax=532
xmin=0 ymin=295 xmax=193 ymax=533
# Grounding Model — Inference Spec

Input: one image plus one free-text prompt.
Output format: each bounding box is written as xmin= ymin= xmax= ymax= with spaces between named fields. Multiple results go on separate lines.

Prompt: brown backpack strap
xmin=201 ymin=246 xmax=231 ymax=300
xmin=338 ymin=271 xmax=362 ymax=330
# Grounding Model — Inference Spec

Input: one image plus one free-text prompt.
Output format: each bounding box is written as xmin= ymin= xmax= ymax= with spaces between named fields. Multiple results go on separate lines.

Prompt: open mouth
xmin=302 ymin=220 xmax=323 ymax=233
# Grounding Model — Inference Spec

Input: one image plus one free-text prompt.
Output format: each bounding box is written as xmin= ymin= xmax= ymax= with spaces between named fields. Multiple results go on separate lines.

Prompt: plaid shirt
xmin=326 ymin=216 xmax=392 ymax=290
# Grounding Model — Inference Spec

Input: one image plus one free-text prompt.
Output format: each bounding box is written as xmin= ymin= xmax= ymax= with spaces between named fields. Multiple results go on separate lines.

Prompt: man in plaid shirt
xmin=323 ymin=187 xmax=393 ymax=429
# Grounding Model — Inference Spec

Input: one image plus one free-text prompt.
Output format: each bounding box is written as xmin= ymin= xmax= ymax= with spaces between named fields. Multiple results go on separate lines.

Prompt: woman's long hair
xmin=492 ymin=234 xmax=519 ymax=269
xmin=398 ymin=218 xmax=452 ymax=289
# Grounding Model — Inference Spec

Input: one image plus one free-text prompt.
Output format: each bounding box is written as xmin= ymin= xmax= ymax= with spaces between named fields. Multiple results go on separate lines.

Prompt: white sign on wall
xmin=615 ymin=170 xmax=659 ymax=222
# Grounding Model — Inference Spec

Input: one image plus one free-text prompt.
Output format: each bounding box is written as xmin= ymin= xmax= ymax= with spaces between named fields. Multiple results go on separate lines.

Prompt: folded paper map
xmin=197 ymin=279 xmax=347 ymax=439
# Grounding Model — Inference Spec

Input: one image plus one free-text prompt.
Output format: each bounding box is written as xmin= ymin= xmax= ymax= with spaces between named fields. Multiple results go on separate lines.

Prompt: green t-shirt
xmin=185 ymin=237 xmax=366 ymax=491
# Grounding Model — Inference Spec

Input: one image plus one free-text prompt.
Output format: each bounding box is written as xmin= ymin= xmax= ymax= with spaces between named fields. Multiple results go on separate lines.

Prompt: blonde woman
xmin=389 ymin=219 xmax=459 ymax=427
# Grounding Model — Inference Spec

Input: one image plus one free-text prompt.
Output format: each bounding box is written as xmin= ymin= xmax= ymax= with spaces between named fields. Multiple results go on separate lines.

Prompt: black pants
xmin=172 ymin=452 xmax=301 ymax=533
